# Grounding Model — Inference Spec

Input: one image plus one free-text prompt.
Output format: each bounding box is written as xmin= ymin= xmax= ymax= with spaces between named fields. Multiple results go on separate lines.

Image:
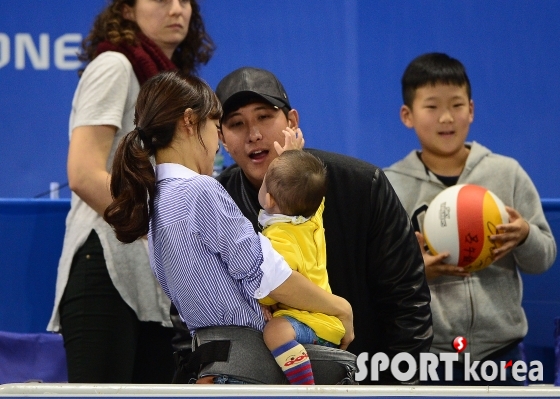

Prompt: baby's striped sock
xmin=271 ymin=340 xmax=315 ymax=385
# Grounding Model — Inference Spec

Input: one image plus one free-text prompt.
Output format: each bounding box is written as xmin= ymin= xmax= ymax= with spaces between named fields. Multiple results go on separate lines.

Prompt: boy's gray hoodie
xmin=384 ymin=141 xmax=556 ymax=361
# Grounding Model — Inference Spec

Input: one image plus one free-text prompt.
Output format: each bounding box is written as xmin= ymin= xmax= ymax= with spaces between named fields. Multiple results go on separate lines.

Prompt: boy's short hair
xmin=401 ymin=53 xmax=471 ymax=107
xmin=266 ymin=150 xmax=327 ymax=218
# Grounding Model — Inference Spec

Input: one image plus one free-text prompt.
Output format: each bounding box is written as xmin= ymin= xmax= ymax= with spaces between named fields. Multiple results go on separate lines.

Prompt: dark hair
xmin=79 ymin=0 xmax=215 ymax=75
xmin=401 ymin=53 xmax=471 ymax=108
xmin=104 ymin=70 xmax=222 ymax=243
xmin=265 ymin=150 xmax=327 ymax=218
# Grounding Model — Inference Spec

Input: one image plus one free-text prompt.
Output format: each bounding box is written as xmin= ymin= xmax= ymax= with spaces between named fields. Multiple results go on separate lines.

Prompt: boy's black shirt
xmin=217 ymin=148 xmax=433 ymax=384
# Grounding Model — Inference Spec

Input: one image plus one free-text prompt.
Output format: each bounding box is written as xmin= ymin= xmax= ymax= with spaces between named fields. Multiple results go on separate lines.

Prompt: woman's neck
xmin=155 ymin=144 xmax=201 ymax=174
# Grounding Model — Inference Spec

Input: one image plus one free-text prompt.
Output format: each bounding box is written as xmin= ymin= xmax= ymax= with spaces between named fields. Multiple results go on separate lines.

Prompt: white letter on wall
xmin=0 ymin=33 xmax=9 ymax=68
xmin=15 ymin=33 xmax=49 ymax=70
xmin=54 ymin=34 xmax=82 ymax=70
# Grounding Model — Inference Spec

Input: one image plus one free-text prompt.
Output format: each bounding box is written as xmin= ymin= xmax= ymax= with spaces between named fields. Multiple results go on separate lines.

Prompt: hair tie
xmin=136 ymin=127 xmax=147 ymax=141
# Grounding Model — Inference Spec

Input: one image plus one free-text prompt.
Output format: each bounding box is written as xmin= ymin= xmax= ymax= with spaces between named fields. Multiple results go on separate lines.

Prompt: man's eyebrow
xmin=222 ymin=112 xmax=240 ymax=123
xmin=254 ymin=104 xmax=276 ymax=111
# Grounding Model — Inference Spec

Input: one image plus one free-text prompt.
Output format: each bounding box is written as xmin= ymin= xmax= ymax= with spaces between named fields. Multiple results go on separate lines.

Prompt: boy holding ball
xmin=384 ymin=52 xmax=557 ymax=385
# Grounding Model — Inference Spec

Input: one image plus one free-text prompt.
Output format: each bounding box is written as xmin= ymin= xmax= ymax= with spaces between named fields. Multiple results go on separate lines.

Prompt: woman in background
xmin=47 ymin=0 xmax=214 ymax=383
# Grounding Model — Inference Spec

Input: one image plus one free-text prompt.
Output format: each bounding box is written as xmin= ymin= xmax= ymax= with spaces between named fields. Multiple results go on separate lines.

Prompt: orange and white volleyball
xmin=423 ymin=184 xmax=509 ymax=272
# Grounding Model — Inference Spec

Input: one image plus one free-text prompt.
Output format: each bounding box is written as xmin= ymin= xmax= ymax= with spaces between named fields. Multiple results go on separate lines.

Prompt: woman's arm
xmin=198 ymin=182 xmax=355 ymax=348
xmin=67 ymin=53 xmax=133 ymax=217
xmin=268 ymin=272 xmax=354 ymax=350
xmin=67 ymin=125 xmax=116 ymax=216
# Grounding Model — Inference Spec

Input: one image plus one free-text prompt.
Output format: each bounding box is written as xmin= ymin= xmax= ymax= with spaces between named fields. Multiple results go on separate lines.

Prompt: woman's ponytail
xmin=104 ymin=129 xmax=154 ymax=243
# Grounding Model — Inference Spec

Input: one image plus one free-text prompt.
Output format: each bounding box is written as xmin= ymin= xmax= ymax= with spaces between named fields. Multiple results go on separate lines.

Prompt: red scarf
xmin=96 ymin=33 xmax=177 ymax=85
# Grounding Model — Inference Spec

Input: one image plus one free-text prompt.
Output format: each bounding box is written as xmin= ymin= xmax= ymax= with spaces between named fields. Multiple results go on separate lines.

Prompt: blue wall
xmin=1 ymin=1 xmax=560 ymax=198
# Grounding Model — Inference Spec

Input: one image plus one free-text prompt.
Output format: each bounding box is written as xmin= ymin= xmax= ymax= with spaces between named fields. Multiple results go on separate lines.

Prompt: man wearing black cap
xmin=213 ymin=67 xmax=433 ymax=384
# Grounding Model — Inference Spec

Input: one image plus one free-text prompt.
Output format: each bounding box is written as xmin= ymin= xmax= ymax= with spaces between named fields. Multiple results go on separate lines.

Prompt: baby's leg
xmin=264 ymin=316 xmax=314 ymax=385
xmin=263 ymin=316 xmax=296 ymax=350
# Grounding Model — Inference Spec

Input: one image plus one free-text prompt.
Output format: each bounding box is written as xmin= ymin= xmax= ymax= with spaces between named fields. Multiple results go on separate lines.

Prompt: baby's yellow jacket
xmin=259 ymin=200 xmax=345 ymax=344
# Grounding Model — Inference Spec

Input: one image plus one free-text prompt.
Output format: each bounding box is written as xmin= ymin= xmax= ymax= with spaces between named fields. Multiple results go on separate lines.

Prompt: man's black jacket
xmin=216 ymin=149 xmax=433 ymax=384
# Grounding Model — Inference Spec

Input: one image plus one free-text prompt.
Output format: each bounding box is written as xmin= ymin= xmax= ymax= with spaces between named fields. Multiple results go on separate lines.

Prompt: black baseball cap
xmin=216 ymin=67 xmax=291 ymax=121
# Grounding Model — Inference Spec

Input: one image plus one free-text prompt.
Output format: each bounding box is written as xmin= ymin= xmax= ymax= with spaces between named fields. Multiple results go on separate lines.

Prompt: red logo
xmin=283 ymin=352 xmax=309 ymax=367
xmin=452 ymin=336 xmax=467 ymax=353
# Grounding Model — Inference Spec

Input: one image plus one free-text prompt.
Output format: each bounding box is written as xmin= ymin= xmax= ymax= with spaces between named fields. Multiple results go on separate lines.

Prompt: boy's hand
xmin=274 ymin=127 xmax=305 ymax=155
xmin=416 ymin=232 xmax=470 ymax=280
xmin=490 ymin=206 xmax=530 ymax=261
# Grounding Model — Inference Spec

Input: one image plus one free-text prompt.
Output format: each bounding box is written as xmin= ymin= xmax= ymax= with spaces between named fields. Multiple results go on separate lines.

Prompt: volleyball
xmin=423 ymin=184 xmax=509 ymax=272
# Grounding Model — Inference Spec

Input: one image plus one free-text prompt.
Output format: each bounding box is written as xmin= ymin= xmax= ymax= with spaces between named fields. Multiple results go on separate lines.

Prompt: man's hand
xmin=416 ymin=232 xmax=470 ymax=280
xmin=490 ymin=206 xmax=530 ymax=261
xmin=274 ymin=127 xmax=304 ymax=155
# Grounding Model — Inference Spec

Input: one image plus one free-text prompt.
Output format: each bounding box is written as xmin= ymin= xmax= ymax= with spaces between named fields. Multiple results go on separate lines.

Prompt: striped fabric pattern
xmin=148 ymin=163 xmax=267 ymax=335
xmin=272 ymin=340 xmax=315 ymax=385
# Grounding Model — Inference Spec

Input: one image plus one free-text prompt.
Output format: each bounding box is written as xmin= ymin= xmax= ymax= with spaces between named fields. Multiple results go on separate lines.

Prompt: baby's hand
xmin=274 ymin=127 xmax=305 ymax=155
xmin=260 ymin=304 xmax=273 ymax=322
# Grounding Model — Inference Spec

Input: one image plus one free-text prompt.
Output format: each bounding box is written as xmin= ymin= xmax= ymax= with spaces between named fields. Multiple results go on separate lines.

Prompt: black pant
xmin=59 ymin=230 xmax=175 ymax=383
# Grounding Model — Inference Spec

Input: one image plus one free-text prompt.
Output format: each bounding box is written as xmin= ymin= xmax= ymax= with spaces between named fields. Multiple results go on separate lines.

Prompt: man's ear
xmin=287 ymin=109 xmax=299 ymax=129
xmin=122 ymin=4 xmax=135 ymax=21
xmin=400 ymin=105 xmax=414 ymax=128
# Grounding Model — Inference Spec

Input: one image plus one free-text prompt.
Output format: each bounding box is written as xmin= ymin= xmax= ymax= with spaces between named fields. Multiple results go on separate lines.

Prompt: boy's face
xmin=400 ymin=84 xmax=474 ymax=159
xmin=219 ymin=102 xmax=299 ymax=189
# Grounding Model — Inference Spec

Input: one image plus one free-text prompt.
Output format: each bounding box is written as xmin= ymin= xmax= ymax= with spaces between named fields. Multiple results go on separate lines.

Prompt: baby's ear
xmin=265 ymin=193 xmax=276 ymax=210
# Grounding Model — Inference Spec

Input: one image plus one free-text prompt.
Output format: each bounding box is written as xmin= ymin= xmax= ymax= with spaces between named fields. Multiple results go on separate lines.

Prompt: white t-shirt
xmin=47 ymin=52 xmax=171 ymax=332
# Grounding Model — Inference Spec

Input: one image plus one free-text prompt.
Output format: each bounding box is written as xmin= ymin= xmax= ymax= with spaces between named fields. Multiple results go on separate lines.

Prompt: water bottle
xmin=50 ymin=182 xmax=60 ymax=199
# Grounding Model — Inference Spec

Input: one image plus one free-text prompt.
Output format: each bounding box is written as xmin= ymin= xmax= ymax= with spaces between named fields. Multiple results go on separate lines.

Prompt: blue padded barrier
xmin=555 ymin=317 xmax=560 ymax=386
xmin=521 ymin=199 xmax=560 ymax=383
xmin=0 ymin=331 xmax=67 ymax=384
xmin=0 ymin=199 xmax=70 ymax=333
